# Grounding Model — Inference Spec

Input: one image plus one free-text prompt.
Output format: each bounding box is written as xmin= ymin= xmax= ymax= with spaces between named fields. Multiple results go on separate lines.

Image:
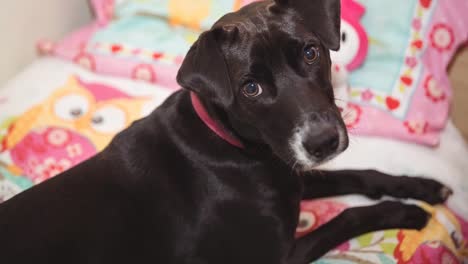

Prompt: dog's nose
xmin=303 ymin=127 xmax=340 ymax=160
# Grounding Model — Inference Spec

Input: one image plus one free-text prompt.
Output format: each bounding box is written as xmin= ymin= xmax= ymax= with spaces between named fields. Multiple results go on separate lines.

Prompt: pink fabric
xmin=47 ymin=29 xmax=181 ymax=90
xmin=10 ymin=127 xmax=96 ymax=184
xmin=342 ymin=0 xmax=468 ymax=146
xmin=191 ymin=93 xmax=244 ymax=149
xmin=77 ymin=78 xmax=133 ymax=101
xmin=53 ymin=22 xmax=102 ymax=59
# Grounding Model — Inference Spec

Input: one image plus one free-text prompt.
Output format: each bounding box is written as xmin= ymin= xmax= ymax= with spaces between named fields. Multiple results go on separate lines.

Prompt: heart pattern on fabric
xmin=401 ymin=76 xmax=414 ymax=86
xmin=111 ymin=44 xmax=122 ymax=53
xmin=420 ymin=0 xmax=432 ymax=9
xmin=152 ymin=53 xmax=164 ymax=60
xmin=412 ymin=40 xmax=424 ymax=50
xmin=386 ymin=97 xmax=401 ymax=111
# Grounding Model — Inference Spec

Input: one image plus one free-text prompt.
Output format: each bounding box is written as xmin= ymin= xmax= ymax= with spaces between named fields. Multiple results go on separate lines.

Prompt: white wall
xmin=0 ymin=0 xmax=93 ymax=86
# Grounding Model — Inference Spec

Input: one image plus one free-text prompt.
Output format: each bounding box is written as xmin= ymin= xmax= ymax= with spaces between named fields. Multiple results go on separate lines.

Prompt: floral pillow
xmin=333 ymin=0 xmax=468 ymax=146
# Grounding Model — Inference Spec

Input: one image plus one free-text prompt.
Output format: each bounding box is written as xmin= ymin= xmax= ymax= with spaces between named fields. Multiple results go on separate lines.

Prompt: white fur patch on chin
xmin=290 ymin=122 xmax=318 ymax=170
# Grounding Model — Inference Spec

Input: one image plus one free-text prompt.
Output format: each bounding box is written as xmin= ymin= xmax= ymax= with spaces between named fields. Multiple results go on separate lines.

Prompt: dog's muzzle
xmin=290 ymin=112 xmax=348 ymax=170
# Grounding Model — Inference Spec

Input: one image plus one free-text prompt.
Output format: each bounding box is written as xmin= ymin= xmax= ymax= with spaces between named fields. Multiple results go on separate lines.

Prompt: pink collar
xmin=191 ymin=92 xmax=245 ymax=149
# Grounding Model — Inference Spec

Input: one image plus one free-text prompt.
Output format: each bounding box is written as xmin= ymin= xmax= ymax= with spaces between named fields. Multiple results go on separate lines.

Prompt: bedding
xmin=40 ymin=0 xmax=253 ymax=89
xmin=1 ymin=57 xmax=467 ymax=263
xmin=90 ymin=0 xmax=253 ymax=29
xmin=40 ymin=0 xmax=468 ymax=147
xmin=0 ymin=58 xmax=172 ymax=183
xmin=340 ymin=0 xmax=468 ymax=147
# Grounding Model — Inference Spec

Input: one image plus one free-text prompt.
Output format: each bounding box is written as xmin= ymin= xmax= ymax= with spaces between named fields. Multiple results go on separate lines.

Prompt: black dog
xmin=0 ymin=0 xmax=452 ymax=263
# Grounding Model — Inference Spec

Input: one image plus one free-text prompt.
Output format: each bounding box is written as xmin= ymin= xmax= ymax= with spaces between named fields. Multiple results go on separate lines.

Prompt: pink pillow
xmin=336 ymin=0 xmax=468 ymax=146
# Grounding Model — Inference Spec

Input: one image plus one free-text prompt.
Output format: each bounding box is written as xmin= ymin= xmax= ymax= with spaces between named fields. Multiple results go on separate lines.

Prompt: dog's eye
xmin=242 ymin=82 xmax=263 ymax=98
xmin=303 ymin=45 xmax=320 ymax=64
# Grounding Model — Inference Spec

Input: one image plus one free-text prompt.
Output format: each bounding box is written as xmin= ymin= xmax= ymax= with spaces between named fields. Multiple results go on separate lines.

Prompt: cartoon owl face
xmin=3 ymin=76 xmax=151 ymax=183
xmin=48 ymin=77 xmax=150 ymax=149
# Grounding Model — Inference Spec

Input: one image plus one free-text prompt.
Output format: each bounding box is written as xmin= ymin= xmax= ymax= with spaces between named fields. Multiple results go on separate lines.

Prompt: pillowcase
xmin=90 ymin=0 xmax=256 ymax=30
xmin=338 ymin=0 xmax=468 ymax=146
xmin=41 ymin=0 xmax=255 ymax=90
xmin=111 ymin=0 xmax=244 ymax=30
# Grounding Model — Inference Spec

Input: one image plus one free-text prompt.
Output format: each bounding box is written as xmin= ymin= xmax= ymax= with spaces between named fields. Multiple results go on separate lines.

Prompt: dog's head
xmin=177 ymin=0 xmax=348 ymax=171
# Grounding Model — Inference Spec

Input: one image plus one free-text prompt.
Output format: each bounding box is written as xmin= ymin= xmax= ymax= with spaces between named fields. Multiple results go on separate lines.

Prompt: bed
xmin=1 ymin=0 xmax=467 ymax=263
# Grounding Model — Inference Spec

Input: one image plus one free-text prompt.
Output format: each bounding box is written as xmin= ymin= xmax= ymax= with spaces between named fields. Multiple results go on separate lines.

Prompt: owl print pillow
xmin=0 ymin=75 xmax=152 ymax=190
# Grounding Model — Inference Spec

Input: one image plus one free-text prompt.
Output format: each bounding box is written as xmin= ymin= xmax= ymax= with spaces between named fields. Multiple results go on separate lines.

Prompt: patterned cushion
xmin=335 ymin=0 xmax=468 ymax=146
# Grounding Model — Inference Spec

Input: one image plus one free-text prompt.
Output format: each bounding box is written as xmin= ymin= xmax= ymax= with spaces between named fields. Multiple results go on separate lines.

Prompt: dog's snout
xmin=303 ymin=125 xmax=340 ymax=160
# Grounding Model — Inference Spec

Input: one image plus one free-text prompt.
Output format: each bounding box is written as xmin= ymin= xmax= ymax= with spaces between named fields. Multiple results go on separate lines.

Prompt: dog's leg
xmin=288 ymin=201 xmax=429 ymax=264
xmin=301 ymin=170 xmax=452 ymax=204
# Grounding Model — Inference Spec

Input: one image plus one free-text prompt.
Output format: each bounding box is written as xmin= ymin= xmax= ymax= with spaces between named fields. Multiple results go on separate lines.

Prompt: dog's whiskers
xmin=341 ymin=111 xmax=354 ymax=119
xmin=334 ymin=98 xmax=349 ymax=103
xmin=291 ymin=160 xmax=300 ymax=174
xmin=284 ymin=148 xmax=303 ymax=174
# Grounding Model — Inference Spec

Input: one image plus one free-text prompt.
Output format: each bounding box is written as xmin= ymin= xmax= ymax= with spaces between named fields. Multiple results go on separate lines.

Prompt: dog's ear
xmin=177 ymin=28 xmax=234 ymax=106
xmin=274 ymin=0 xmax=341 ymax=51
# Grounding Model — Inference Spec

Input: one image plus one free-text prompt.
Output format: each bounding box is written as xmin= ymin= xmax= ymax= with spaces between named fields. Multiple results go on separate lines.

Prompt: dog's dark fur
xmin=0 ymin=0 xmax=451 ymax=263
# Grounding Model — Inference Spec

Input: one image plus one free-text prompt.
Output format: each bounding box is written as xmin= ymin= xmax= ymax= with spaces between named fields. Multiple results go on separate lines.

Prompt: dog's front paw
xmin=402 ymin=204 xmax=431 ymax=230
xmin=412 ymin=178 xmax=453 ymax=205
xmin=379 ymin=201 xmax=430 ymax=231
